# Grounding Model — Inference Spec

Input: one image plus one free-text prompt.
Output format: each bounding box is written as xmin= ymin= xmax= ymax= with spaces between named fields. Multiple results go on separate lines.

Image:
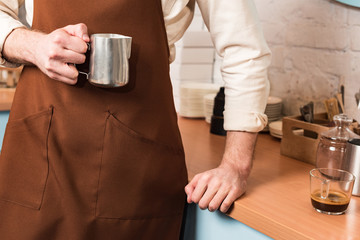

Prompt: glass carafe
xmin=316 ymin=114 xmax=359 ymax=170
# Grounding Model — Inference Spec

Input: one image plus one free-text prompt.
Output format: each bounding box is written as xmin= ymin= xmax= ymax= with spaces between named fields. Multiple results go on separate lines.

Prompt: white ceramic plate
xmin=269 ymin=120 xmax=283 ymax=136
xmin=267 ymin=96 xmax=282 ymax=105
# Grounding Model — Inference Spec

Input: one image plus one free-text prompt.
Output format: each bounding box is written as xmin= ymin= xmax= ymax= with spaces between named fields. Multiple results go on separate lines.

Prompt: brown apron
xmin=0 ymin=0 xmax=188 ymax=239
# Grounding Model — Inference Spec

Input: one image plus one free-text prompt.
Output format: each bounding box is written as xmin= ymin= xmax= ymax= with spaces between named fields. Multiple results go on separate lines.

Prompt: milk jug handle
xmin=73 ymin=42 xmax=91 ymax=79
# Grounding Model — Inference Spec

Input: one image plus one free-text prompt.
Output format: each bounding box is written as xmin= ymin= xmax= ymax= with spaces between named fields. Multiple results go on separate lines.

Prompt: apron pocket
xmin=0 ymin=107 xmax=53 ymax=210
xmin=96 ymin=113 xmax=187 ymax=219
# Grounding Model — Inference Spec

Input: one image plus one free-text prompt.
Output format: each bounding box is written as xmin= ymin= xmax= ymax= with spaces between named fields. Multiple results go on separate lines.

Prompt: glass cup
xmin=310 ymin=168 xmax=355 ymax=215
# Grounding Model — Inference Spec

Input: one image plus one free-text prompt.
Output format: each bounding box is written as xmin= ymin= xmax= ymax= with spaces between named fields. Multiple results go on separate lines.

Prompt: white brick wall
xmin=171 ymin=0 xmax=360 ymax=121
xmin=255 ymin=0 xmax=360 ymax=121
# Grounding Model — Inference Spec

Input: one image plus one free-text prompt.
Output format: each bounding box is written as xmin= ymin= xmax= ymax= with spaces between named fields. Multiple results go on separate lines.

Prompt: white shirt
xmin=0 ymin=0 xmax=271 ymax=132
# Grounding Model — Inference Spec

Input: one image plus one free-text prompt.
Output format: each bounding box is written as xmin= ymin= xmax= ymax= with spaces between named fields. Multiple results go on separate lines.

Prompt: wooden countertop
xmin=0 ymin=66 xmax=22 ymax=111
xmin=178 ymin=117 xmax=360 ymax=240
xmin=0 ymin=88 xmax=15 ymax=111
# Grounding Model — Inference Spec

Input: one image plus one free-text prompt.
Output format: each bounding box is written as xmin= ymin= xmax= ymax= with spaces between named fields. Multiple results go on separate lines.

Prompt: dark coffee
xmin=311 ymin=190 xmax=350 ymax=213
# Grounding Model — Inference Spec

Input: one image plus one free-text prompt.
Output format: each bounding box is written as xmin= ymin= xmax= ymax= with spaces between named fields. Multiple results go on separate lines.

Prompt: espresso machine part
xmin=344 ymin=138 xmax=360 ymax=196
xmin=210 ymin=87 xmax=226 ymax=136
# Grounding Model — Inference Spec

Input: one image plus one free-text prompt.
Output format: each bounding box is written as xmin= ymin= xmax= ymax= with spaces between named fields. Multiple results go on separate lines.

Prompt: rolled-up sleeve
xmin=196 ymin=0 xmax=271 ymax=132
xmin=0 ymin=0 xmax=26 ymax=67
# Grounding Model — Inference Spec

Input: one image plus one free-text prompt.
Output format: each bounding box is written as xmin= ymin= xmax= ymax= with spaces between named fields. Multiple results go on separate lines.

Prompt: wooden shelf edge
xmin=228 ymin=202 xmax=312 ymax=240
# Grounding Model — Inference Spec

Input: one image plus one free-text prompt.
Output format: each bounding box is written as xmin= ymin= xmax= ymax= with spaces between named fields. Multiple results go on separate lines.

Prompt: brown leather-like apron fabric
xmin=0 ymin=0 xmax=188 ymax=239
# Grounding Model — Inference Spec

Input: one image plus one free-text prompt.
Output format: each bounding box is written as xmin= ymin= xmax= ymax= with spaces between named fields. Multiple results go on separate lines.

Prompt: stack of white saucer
xmin=269 ymin=120 xmax=283 ymax=139
xmin=179 ymin=82 xmax=221 ymax=118
xmin=263 ymin=96 xmax=283 ymax=131
xmin=203 ymin=93 xmax=217 ymax=123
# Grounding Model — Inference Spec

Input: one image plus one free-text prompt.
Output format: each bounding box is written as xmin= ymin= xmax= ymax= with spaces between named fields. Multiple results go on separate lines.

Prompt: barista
xmin=0 ymin=0 xmax=271 ymax=239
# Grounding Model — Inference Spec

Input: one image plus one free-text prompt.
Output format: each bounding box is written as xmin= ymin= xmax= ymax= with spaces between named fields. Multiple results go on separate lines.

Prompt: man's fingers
xmin=60 ymin=24 xmax=89 ymax=53
xmin=185 ymin=167 xmax=248 ymax=213
xmin=45 ymin=62 xmax=79 ymax=84
xmin=184 ymin=174 xmax=200 ymax=195
xmin=219 ymin=189 xmax=242 ymax=213
xmin=31 ymin=25 xmax=89 ymax=84
xmin=198 ymin=183 xmax=219 ymax=210
xmin=63 ymin=35 xmax=88 ymax=54
xmin=185 ymin=174 xmax=200 ymax=203
xmin=208 ymin=187 xmax=229 ymax=212
xmin=63 ymin=23 xmax=89 ymax=42
xmin=47 ymin=70 xmax=78 ymax=85
xmin=49 ymin=29 xmax=88 ymax=54
xmin=184 ymin=184 xmax=194 ymax=203
xmin=48 ymin=48 xmax=86 ymax=64
xmin=189 ymin=176 xmax=209 ymax=204
xmin=61 ymin=49 xmax=86 ymax=64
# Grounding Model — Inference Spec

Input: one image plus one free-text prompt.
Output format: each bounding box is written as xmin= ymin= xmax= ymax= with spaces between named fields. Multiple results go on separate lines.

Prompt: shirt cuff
xmin=223 ymin=110 xmax=268 ymax=132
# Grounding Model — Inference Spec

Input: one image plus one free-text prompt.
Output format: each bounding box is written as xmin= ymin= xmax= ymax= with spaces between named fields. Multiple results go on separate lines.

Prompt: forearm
xmin=0 ymin=0 xmax=27 ymax=67
xmin=221 ymin=131 xmax=257 ymax=177
xmin=3 ymin=28 xmax=43 ymax=65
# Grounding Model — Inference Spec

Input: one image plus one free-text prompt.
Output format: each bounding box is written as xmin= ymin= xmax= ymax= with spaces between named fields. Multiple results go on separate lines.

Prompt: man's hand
xmin=184 ymin=131 xmax=257 ymax=213
xmin=3 ymin=23 xmax=90 ymax=85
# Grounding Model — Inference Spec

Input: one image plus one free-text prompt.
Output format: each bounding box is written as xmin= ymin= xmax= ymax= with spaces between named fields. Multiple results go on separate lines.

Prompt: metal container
xmin=79 ymin=33 xmax=132 ymax=88
xmin=344 ymin=139 xmax=360 ymax=196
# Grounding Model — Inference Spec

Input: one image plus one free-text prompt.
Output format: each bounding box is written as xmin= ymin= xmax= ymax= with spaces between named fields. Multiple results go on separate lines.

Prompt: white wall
xmin=255 ymin=0 xmax=360 ymax=121
xmin=172 ymin=0 xmax=360 ymax=121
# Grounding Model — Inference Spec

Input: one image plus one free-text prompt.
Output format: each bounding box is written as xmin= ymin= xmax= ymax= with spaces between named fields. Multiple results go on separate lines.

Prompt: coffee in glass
xmin=310 ymin=168 xmax=355 ymax=215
